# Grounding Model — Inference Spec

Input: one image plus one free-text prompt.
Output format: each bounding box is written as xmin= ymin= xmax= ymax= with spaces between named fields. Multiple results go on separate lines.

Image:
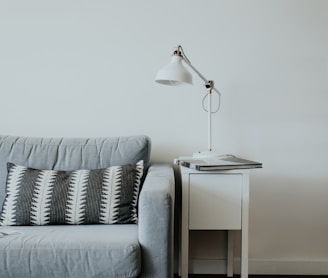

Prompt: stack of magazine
xmin=175 ymin=155 xmax=262 ymax=171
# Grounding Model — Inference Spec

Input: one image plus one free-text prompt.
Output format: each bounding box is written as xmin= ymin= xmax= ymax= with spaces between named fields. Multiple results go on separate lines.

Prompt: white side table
xmin=179 ymin=165 xmax=251 ymax=278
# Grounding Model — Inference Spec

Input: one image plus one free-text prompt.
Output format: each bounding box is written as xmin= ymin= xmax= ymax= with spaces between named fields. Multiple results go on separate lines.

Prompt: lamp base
xmin=192 ymin=150 xmax=225 ymax=159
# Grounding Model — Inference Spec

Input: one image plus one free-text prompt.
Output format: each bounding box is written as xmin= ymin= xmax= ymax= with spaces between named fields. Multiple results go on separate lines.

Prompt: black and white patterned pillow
xmin=0 ymin=161 xmax=143 ymax=226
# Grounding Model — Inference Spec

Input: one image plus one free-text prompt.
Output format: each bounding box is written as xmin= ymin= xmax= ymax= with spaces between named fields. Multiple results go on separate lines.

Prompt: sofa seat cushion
xmin=0 ymin=225 xmax=140 ymax=278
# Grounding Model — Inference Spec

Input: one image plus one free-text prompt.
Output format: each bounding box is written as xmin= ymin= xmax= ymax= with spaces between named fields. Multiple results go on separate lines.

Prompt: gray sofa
xmin=0 ymin=135 xmax=175 ymax=278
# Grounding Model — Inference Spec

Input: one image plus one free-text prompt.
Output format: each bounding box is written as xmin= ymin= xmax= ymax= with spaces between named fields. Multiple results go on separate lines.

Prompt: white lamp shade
xmin=155 ymin=55 xmax=193 ymax=86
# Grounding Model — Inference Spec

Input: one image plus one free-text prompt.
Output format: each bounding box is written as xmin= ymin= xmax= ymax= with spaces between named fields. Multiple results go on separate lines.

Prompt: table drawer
xmin=189 ymin=173 xmax=242 ymax=230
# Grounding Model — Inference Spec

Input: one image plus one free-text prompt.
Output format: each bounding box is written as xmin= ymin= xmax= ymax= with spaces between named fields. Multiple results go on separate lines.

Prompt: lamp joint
xmin=173 ymin=45 xmax=183 ymax=57
xmin=205 ymin=80 xmax=214 ymax=91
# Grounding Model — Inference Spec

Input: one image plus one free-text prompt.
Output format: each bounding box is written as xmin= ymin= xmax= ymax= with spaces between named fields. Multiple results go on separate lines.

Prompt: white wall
xmin=1 ymin=0 xmax=328 ymax=274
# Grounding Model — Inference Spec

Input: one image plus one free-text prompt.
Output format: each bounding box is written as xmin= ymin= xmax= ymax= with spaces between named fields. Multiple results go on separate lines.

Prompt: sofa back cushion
xmin=0 ymin=135 xmax=151 ymax=211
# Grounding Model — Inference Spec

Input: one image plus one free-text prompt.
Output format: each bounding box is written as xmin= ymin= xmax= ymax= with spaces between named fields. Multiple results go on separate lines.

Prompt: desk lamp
xmin=155 ymin=45 xmax=222 ymax=158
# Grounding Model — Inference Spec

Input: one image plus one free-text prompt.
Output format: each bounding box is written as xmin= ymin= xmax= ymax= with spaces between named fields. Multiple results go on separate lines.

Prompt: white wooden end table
xmin=176 ymin=156 xmax=261 ymax=278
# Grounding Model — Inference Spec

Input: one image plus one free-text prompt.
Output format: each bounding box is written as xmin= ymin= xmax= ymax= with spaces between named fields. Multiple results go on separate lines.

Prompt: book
xmin=175 ymin=155 xmax=262 ymax=171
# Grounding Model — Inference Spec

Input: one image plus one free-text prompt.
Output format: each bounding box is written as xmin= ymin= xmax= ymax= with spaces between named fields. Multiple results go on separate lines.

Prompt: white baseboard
xmin=189 ymin=258 xmax=328 ymax=275
xmin=249 ymin=259 xmax=328 ymax=275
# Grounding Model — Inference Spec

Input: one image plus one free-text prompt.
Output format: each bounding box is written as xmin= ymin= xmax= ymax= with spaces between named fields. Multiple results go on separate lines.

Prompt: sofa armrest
xmin=138 ymin=164 xmax=175 ymax=278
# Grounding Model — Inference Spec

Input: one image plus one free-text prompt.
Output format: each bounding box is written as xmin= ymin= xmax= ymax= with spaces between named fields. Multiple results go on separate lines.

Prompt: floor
xmin=175 ymin=275 xmax=328 ymax=278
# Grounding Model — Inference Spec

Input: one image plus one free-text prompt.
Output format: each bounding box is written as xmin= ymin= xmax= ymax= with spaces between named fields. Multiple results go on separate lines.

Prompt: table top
xmin=174 ymin=155 xmax=262 ymax=171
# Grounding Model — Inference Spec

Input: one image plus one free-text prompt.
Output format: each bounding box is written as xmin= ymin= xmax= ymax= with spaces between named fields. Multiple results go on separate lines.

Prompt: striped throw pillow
xmin=0 ymin=161 xmax=143 ymax=226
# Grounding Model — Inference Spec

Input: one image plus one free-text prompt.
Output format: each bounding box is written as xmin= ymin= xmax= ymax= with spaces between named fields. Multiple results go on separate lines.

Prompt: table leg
xmin=181 ymin=172 xmax=190 ymax=278
xmin=227 ymin=230 xmax=234 ymax=277
xmin=241 ymin=173 xmax=249 ymax=278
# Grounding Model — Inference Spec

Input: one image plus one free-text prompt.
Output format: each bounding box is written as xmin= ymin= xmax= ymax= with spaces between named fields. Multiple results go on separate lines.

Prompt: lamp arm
xmin=177 ymin=45 xmax=221 ymax=96
xmin=182 ymin=54 xmax=221 ymax=113
xmin=182 ymin=57 xmax=221 ymax=95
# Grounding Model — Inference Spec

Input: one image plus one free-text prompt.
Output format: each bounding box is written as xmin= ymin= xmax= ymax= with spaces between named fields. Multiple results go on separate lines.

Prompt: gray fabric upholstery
xmin=0 ymin=225 xmax=140 ymax=278
xmin=0 ymin=135 xmax=175 ymax=278
xmin=138 ymin=164 xmax=175 ymax=277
